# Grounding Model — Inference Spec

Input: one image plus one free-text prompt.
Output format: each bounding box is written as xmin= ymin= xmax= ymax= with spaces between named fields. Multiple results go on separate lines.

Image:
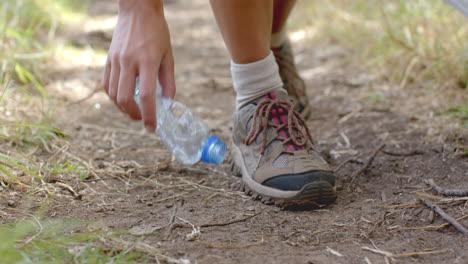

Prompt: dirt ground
xmin=3 ymin=0 xmax=468 ymax=263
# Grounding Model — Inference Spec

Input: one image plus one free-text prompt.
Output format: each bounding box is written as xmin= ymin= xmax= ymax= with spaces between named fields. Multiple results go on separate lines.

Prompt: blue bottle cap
xmin=201 ymin=135 xmax=227 ymax=165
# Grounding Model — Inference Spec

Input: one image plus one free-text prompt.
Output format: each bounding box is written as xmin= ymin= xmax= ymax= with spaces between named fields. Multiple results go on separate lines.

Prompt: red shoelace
xmin=245 ymin=98 xmax=313 ymax=154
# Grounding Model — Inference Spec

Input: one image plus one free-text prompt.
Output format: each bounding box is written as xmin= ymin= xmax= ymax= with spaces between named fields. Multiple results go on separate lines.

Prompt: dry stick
xmin=102 ymin=237 xmax=173 ymax=263
xmin=348 ymin=144 xmax=385 ymax=190
xmin=364 ymin=257 xmax=372 ymax=264
xmin=383 ymin=202 xmax=420 ymax=209
xmin=417 ymin=191 xmax=446 ymax=201
xmin=200 ymin=211 xmax=263 ymax=228
xmin=334 ymin=158 xmax=355 ymax=172
xmin=361 ymin=246 xmax=392 ymax=257
xmin=20 ymin=213 xmax=43 ymax=246
xmin=425 ymin=179 xmax=468 ymax=197
xmin=420 ymin=198 xmax=468 ymax=236
xmin=399 ymin=215 xmax=468 ymax=231
xmin=166 ymin=205 xmax=178 ymax=236
xmin=389 ymin=249 xmax=450 ymax=258
xmin=55 ymin=182 xmax=82 ymax=200
xmin=399 ymin=56 xmax=419 ymax=89
xmin=382 ymin=149 xmax=423 ymax=157
xmin=416 ymin=192 xmax=468 ymax=203
xmin=326 ymin=247 xmax=344 ymax=257
xmin=68 ymin=83 xmax=99 ymax=105
xmin=154 ymin=192 xmax=189 ymax=204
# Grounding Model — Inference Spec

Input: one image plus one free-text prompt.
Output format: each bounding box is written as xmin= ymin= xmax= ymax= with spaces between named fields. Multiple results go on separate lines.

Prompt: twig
xmin=47 ymin=144 xmax=69 ymax=163
xmin=420 ymin=198 xmax=468 ymax=236
xmin=326 ymin=247 xmax=344 ymax=257
xmin=417 ymin=192 xmax=446 ymax=201
xmin=348 ymin=144 xmax=385 ymax=189
xmin=178 ymin=217 xmax=201 ymax=241
xmin=202 ymin=193 xmax=220 ymax=206
xmin=334 ymin=158 xmax=355 ymax=172
xmin=21 ymin=214 xmax=43 ymax=246
xmin=416 ymin=192 xmax=468 ymax=203
xmin=338 ymin=109 xmax=360 ymax=123
xmin=389 ymin=249 xmax=450 ymax=258
xmin=200 ymin=211 xmax=263 ymax=228
xmin=383 ymin=202 xmax=419 ymax=209
xmin=197 ymin=237 xmax=264 ymax=249
xmin=101 ymin=237 xmax=182 ymax=263
xmin=55 ymin=182 xmax=82 ymax=200
xmin=81 ymin=177 xmax=115 ymax=182
xmin=399 ymin=56 xmax=419 ymax=89
xmin=425 ymin=179 xmax=468 ymax=197
xmin=362 ymin=246 xmax=392 ymax=257
xmin=399 ymin=215 xmax=468 ymax=231
xmin=382 ymin=149 xmax=423 ymax=157
xmin=166 ymin=205 xmax=178 ymax=236
xmin=68 ymin=83 xmax=99 ymax=105
xmin=154 ymin=192 xmax=189 ymax=204
xmin=364 ymin=256 xmax=372 ymax=264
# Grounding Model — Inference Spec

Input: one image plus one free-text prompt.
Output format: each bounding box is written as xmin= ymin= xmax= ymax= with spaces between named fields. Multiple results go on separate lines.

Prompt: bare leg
xmin=211 ymin=0 xmax=337 ymax=208
xmin=209 ymin=0 xmax=273 ymax=64
xmin=272 ymin=0 xmax=297 ymax=34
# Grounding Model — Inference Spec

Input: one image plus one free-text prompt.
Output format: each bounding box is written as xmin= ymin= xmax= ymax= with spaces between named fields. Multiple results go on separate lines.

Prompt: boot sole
xmin=231 ymin=144 xmax=337 ymax=209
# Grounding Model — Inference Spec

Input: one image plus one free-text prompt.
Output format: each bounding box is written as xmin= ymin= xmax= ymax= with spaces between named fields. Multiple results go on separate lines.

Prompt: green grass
xmin=0 ymin=0 xmax=88 ymax=94
xmin=294 ymin=0 xmax=467 ymax=90
xmin=363 ymin=93 xmax=383 ymax=104
xmin=43 ymin=159 xmax=87 ymax=179
xmin=0 ymin=218 xmax=148 ymax=264
xmin=0 ymin=3 xmax=145 ymax=262
xmin=445 ymin=104 xmax=468 ymax=127
xmin=1 ymin=0 xmax=51 ymax=95
xmin=0 ymin=0 xmax=83 ymax=190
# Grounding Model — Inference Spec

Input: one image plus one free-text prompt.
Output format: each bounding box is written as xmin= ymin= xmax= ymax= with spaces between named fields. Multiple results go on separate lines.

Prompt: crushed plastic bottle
xmin=134 ymin=78 xmax=226 ymax=165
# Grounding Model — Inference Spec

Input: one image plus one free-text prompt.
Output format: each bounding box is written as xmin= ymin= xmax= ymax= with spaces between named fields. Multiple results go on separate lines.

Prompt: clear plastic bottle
xmin=134 ymin=79 xmax=226 ymax=165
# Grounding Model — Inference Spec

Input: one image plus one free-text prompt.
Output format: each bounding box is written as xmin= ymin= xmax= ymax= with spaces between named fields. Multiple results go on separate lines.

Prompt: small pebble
xmin=245 ymin=206 xmax=256 ymax=211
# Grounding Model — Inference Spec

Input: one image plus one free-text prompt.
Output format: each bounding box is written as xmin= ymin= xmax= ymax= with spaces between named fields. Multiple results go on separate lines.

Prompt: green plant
xmin=43 ymin=159 xmax=87 ymax=179
xmin=294 ymin=0 xmax=467 ymax=90
xmin=0 ymin=0 xmax=89 ymax=95
xmin=445 ymin=104 xmax=468 ymax=126
xmin=0 ymin=218 xmax=148 ymax=264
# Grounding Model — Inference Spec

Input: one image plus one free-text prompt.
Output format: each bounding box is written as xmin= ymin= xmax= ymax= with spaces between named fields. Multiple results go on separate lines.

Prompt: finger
xmin=139 ymin=63 xmax=158 ymax=132
xmin=102 ymin=57 xmax=111 ymax=94
xmin=108 ymin=56 xmax=121 ymax=102
xmin=158 ymin=52 xmax=176 ymax=99
xmin=117 ymin=64 xmax=142 ymax=120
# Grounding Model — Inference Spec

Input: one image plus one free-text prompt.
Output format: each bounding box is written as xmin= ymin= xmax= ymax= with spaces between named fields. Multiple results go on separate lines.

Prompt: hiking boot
xmin=272 ymin=39 xmax=311 ymax=119
xmin=231 ymin=90 xmax=336 ymax=208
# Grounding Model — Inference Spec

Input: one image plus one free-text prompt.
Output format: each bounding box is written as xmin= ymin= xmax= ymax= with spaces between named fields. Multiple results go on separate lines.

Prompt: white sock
xmin=231 ymin=51 xmax=284 ymax=109
xmin=271 ymin=25 xmax=288 ymax=48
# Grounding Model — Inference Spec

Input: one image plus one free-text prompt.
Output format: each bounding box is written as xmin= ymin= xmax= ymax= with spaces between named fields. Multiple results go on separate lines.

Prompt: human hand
xmin=103 ymin=0 xmax=176 ymax=132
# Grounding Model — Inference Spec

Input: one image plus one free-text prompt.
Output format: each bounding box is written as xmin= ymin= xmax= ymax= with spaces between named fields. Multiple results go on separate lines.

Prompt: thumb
xmin=158 ymin=52 xmax=176 ymax=99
